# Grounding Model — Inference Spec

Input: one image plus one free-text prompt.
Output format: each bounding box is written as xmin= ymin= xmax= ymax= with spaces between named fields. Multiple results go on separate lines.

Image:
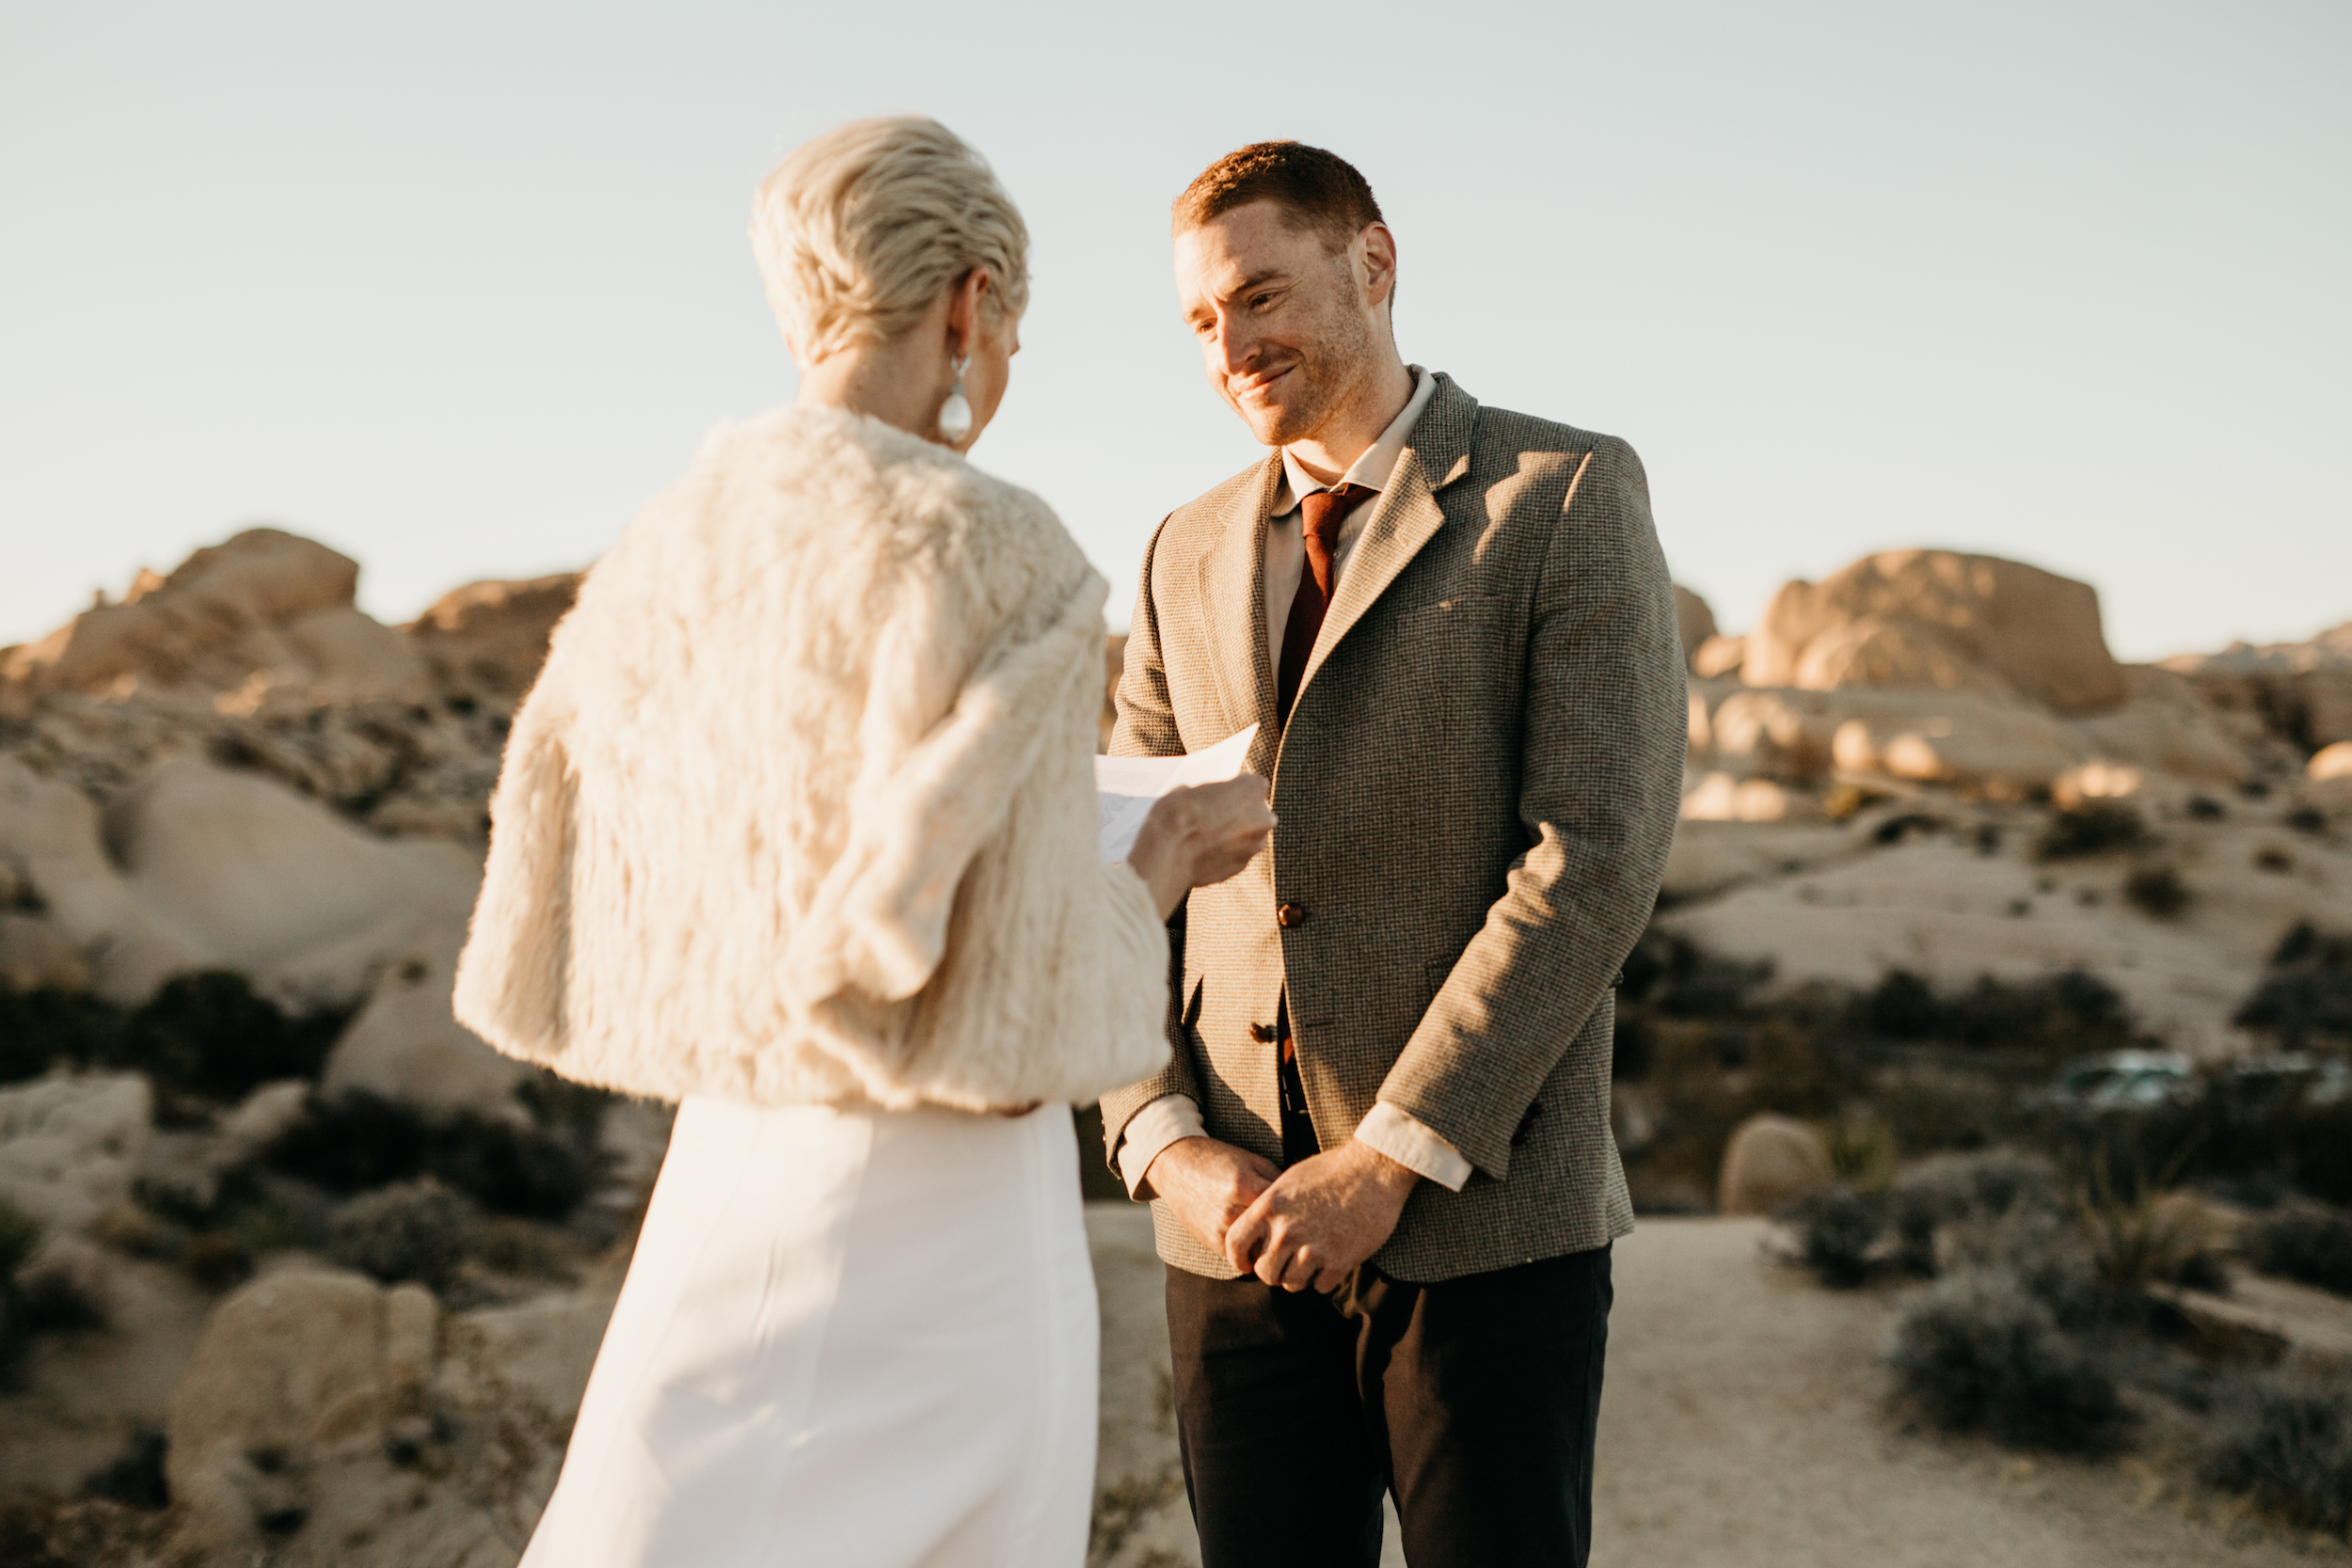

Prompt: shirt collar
xmin=1275 ymin=365 xmax=1438 ymax=518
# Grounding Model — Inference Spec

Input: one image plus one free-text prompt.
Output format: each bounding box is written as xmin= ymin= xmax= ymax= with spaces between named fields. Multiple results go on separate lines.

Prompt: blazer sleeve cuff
xmin=1356 ymin=1102 xmax=1473 ymax=1192
xmin=1115 ymin=1093 xmax=1206 ymax=1199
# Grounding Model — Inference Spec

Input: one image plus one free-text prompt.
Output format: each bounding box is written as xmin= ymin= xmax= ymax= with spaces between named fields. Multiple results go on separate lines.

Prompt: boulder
xmin=1682 ymin=773 xmax=1823 ymax=823
xmin=165 ymin=1267 xmax=402 ymax=1558
xmin=2311 ymin=741 xmax=2352 ymax=812
xmin=1828 ymin=696 xmax=2084 ymax=795
xmin=1691 ymin=634 xmax=1747 ymax=679
xmin=104 ymin=754 xmax=482 ymax=1010
xmin=1741 ymin=551 xmax=2127 ymax=715
xmin=1706 ymin=690 xmax=1846 ymax=782
xmin=323 ymin=937 xmax=527 ymax=1113
xmin=1674 ymin=586 xmax=1718 ymax=664
xmin=1 ymin=529 xmax=429 ymax=713
xmin=403 ymin=574 xmax=580 ymax=698
xmin=0 ymin=756 xmax=205 ymax=1001
xmin=0 ymin=1072 xmax=151 ymax=1234
xmin=162 ymin=1255 xmax=624 ymax=1568
xmin=1717 ymin=1114 xmax=1831 ymax=1215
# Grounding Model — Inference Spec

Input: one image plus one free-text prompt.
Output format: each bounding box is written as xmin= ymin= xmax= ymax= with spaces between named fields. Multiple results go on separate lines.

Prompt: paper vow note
xmin=1093 ymin=723 xmax=1261 ymax=863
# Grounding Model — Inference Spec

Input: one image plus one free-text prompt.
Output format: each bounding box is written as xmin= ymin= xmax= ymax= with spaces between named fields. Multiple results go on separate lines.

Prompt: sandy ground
xmin=1088 ymin=1206 xmax=2352 ymax=1568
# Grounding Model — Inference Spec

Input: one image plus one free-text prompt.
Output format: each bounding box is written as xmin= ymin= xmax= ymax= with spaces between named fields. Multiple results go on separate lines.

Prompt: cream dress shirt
xmin=1117 ymin=367 xmax=1474 ymax=1199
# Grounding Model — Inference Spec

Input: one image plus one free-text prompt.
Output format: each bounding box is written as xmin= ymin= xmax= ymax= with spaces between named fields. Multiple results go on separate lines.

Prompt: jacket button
xmin=1248 ymin=1022 xmax=1279 ymax=1043
xmin=1277 ymin=902 xmax=1309 ymax=928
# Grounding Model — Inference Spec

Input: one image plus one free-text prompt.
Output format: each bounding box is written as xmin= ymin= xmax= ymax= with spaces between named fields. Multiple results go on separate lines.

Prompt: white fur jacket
xmin=453 ymin=407 xmax=1170 ymax=1112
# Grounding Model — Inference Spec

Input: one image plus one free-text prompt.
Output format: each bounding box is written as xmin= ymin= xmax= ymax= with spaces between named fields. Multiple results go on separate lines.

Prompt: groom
xmin=1101 ymin=142 xmax=1687 ymax=1566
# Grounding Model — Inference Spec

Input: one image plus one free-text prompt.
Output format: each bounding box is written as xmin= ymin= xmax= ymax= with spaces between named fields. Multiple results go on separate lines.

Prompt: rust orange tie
xmin=1276 ymin=482 xmax=1375 ymax=727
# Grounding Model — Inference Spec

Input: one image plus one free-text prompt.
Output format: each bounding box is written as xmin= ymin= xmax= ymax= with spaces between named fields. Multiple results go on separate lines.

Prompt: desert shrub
xmin=1864 ymin=971 xmax=1941 ymax=1039
xmin=1875 ymin=1068 xmax=2010 ymax=1155
xmin=2234 ymin=922 xmax=2352 ymax=1049
xmin=0 ymin=1496 xmax=182 ymax=1568
xmin=0 ymin=1199 xmax=38 ymax=1280
xmin=513 ymin=1068 xmax=616 ymax=1143
xmin=429 ymin=1112 xmax=594 ymax=1220
xmin=2073 ymin=1160 xmax=2222 ymax=1300
xmin=2035 ymin=800 xmax=2148 ymax=862
xmin=1857 ymin=969 xmax=2136 ymax=1060
xmin=1887 ymin=1269 xmax=2126 ymax=1450
xmin=2244 ymin=1205 xmax=2352 ymax=1298
xmin=109 ymin=970 xmax=349 ymax=1101
xmin=0 ymin=984 xmax=128 ymax=1086
xmin=1616 ymin=928 xmax=1773 ymax=1020
xmin=264 ymin=1090 xmax=433 ymax=1190
xmin=326 ymin=1178 xmax=480 ymax=1291
xmin=1822 ymin=1112 xmax=1897 ymax=1190
xmin=13 ymin=1254 xmax=109 ymax=1337
xmin=265 ymin=1092 xmax=595 ymax=1220
xmin=81 ymin=1429 xmax=169 ymax=1511
xmin=183 ymin=1230 xmax=251 ymax=1291
xmin=2122 ymin=864 xmax=2190 ymax=920
xmin=1788 ymin=1185 xmax=1883 ymax=1288
xmin=1889 ymin=1148 xmax=2064 ymax=1275
xmin=2200 ymin=1368 xmax=2352 ymax=1535
xmin=1824 ymin=784 xmax=1889 ymax=821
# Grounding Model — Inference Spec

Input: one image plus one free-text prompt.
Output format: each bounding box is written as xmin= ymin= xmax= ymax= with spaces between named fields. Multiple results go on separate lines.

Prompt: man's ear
xmin=1358 ymin=223 xmax=1398 ymax=310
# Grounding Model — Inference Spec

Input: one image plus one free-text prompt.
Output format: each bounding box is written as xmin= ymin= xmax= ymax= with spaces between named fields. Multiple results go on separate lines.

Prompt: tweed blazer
xmin=1102 ymin=373 xmax=1687 ymax=1283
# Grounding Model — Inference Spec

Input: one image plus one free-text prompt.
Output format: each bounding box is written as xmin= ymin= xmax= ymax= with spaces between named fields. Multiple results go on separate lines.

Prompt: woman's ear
xmin=946 ymin=268 xmax=991 ymax=360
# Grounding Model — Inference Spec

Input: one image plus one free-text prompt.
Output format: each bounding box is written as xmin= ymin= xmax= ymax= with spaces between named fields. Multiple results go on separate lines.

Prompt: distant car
xmin=2225 ymin=1052 xmax=2352 ymax=1110
xmin=2037 ymin=1051 xmax=2199 ymax=1112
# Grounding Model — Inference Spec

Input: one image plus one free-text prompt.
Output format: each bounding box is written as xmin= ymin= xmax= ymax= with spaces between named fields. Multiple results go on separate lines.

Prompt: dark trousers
xmin=1166 ymin=1243 xmax=1613 ymax=1568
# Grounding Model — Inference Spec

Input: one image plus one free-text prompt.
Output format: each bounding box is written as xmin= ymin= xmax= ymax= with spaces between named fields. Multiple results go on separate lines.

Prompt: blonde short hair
xmin=751 ymin=117 xmax=1030 ymax=364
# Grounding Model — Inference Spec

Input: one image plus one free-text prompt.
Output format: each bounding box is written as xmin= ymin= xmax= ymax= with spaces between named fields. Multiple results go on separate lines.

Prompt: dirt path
xmin=1088 ymin=1207 xmax=2349 ymax=1568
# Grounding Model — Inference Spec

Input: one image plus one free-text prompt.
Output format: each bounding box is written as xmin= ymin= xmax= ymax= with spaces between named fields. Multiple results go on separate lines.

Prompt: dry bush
xmin=2122 ymin=863 xmax=2190 ymax=920
xmin=1787 ymin=1185 xmax=1883 ymax=1289
xmin=1888 ymin=1148 xmax=2064 ymax=1275
xmin=2035 ymin=800 xmax=2149 ymax=862
xmin=2244 ymin=1205 xmax=2352 ymax=1298
xmin=1887 ymin=1270 xmax=2127 ymax=1451
xmin=326 ymin=1178 xmax=481 ymax=1292
xmin=2234 ymin=921 xmax=2352 ymax=1050
xmin=265 ymin=1090 xmax=596 ymax=1220
xmin=2200 ymin=1366 xmax=2352 ymax=1536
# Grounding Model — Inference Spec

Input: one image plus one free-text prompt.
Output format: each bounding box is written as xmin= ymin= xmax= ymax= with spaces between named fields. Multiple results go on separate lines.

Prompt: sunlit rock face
xmin=404 ymin=574 xmax=581 ymax=700
xmin=2162 ymin=620 xmax=2352 ymax=752
xmin=1 ymin=530 xmax=431 ymax=718
xmin=1739 ymin=550 xmax=2128 ymax=716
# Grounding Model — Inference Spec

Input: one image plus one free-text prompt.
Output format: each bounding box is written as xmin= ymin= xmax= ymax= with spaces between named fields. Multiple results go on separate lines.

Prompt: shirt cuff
xmin=1115 ymin=1093 xmax=1207 ymax=1199
xmin=1355 ymin=1102 xmax=1473 ymax=1192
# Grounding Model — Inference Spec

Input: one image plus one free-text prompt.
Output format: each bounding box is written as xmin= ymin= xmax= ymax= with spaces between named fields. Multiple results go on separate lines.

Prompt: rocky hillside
xmin=0 ymin=529 xmax=2344 ymax=1564
xmin=1673 ymin=549 xmax=2351 ymax=1056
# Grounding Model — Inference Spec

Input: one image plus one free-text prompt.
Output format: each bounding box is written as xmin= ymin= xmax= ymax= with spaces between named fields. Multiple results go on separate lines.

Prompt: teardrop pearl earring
xmin=937 ymin=354 xmax=973 ymax=445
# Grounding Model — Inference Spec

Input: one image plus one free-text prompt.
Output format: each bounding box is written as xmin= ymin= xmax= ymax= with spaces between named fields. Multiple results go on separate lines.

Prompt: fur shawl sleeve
xmin=453 ymin=407 xmax=1169 ymax=1112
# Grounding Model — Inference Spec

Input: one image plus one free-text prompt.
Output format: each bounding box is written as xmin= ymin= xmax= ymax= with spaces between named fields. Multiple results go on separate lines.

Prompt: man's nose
xmin=1213 ymin=312 xmax=1258 ymax=377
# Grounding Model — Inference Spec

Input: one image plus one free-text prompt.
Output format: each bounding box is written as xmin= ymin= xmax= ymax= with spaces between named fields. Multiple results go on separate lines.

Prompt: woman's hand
xmin=1125 ymin=774 xmax=1277 ymax=921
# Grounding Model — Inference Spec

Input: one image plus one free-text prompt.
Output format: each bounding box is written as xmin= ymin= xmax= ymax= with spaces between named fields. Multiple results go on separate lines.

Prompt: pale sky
xmin=3 ymin=1 xmax=2345 ymax=662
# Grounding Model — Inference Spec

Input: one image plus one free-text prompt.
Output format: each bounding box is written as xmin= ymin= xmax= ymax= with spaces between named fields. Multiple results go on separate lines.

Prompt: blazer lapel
xmin=1301 ymin=374 xmax=1477 ymax=695
xmin=1194 ymin=454 xmax=1284 ymax=761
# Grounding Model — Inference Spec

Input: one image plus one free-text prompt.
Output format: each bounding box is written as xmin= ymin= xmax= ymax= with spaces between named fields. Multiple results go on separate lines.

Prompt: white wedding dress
xmin=519 ymin=1096 xmax=1101 ymax=1568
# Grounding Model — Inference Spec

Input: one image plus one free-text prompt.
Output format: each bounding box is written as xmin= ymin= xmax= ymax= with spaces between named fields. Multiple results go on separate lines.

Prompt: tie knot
xmin=1298 ymin=482 xmax=1375 ymax=551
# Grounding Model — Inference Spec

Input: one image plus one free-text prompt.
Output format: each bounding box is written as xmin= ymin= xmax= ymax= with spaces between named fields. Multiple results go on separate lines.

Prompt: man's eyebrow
xmin=1184 ymin=267 xmax=1292 ymax=322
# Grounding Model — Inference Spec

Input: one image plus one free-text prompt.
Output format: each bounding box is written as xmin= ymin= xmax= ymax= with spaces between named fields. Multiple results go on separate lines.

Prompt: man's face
xmin=1174 ymin=200 xmax=1391 ymax=449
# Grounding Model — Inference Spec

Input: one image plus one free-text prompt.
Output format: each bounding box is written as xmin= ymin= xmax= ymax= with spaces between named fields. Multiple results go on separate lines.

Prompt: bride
xmin=453 ymin=116 xmax=1274 ymax=1567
